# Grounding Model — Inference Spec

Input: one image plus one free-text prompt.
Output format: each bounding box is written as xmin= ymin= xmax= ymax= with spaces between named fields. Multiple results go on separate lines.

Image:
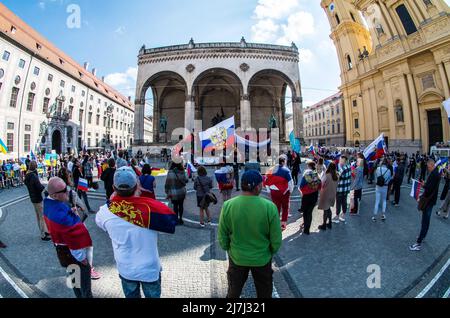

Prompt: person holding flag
xmin=410 ymin=159 xmax=441 ymax=251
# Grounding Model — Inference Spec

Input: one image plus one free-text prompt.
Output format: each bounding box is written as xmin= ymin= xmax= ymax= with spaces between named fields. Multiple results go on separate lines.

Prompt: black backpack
xmin=376 ymin=168 xmax=388 ymax=187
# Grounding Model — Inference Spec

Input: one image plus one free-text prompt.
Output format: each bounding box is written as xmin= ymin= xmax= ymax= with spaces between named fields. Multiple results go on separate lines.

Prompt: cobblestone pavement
xmin=0 ymin=170 xmax=449 ymax=298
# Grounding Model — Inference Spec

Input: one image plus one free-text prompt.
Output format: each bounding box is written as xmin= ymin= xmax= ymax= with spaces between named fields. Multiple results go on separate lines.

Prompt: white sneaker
xmin=409 ymin=243 xmax=422 ymax=251
xmin=200 ymin=223 xmax=205 ymax=228
xmin=332 ymin=216 xmax=340 ymax=224
xmin=339 ymin=214 xmax=346 ymax=222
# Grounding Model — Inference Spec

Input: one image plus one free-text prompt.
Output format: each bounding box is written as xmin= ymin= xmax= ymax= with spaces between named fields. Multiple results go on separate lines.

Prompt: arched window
xmin=336 ymin=14 xmax=341 ymax=25
xmin=396 ymin=4 xmax=417 ymax=35
xmin=350 ymin=12 xmax=356 ymax=22
xmin=347 ymin=55 xmax=353 ymax=70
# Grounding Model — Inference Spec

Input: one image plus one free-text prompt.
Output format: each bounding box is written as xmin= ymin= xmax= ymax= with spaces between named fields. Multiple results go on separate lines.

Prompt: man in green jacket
xmin=218 ymin=170 xmax=282 ymax=298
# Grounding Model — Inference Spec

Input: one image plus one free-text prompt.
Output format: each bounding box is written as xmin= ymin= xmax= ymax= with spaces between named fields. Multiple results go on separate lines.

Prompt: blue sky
xmin=2 ymin=0 xmax=358 ymax=109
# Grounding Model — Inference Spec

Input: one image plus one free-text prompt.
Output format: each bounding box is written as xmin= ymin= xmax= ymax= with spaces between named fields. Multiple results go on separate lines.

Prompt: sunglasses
xmin=51 ymin=186 xmax=68 ymax=195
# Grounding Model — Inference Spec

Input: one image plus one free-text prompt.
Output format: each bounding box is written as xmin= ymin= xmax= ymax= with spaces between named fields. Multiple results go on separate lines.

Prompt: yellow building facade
xmin=321 ymin=0 xmax=450 ymax=153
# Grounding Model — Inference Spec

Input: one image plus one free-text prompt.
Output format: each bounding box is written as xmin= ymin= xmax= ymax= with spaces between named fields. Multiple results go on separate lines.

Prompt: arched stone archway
xmin=138 ymin=71 xmax=188 ymax=142
xmin=52 ymin=129 xmax=62 ymax=154
xmin=248 ymin=69 xmax=298 ymax=141
xmin=192 ymin=68 xmax=243 ymax=130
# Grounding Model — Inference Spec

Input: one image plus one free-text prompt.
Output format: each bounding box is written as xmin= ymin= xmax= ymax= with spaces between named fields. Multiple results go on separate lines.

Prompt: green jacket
xmin=218 ymin=195 xmax=282 ymax=267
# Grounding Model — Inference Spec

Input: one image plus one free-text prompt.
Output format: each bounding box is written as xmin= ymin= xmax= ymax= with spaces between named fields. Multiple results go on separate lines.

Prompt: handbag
xmin=55 ymin=245 xmax=77 ymax=268
xmin=198 ymin=178 xmax=217 ymax=209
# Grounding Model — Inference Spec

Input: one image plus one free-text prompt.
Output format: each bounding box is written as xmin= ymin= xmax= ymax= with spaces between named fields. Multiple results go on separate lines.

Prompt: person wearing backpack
xmin=373 ymin=158 xmax=392 ymax=222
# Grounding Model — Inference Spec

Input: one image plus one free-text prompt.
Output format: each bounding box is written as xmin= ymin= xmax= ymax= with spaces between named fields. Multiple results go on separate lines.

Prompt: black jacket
xmin=422 ymin=168 xmax=441 ymax=209
xmin=24 ymin=171 xmax=45 ymax=204
xmin=101 ymin=168 xmax=116 ymax=199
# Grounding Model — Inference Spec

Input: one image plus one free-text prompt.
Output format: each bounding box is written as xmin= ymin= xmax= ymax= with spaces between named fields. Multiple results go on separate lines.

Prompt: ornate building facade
xmin=303 ymin=92 xmax=346 ymax=147
xmin=133 ymin=38 xmax=304 ymax=145
xmin=0 ymin=3 xmax=134 ymax=158
xmin=321 ymin=0 xmax=450 ymax=153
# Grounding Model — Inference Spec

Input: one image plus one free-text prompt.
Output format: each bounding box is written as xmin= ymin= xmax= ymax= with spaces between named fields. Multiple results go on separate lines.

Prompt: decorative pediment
xmin=418 ymin=89 xmax=444 ymax=104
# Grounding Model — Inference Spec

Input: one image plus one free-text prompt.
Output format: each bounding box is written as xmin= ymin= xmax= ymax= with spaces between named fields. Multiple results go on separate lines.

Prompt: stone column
xmin=133 ymin=99 xmax=145 ymax=145
xmin=240 ymin=94 xmax=251 ymax=130
xmin=399 ymin=75 xmax=413 ymax=139
xmin=384 ymin=80 xmax=397 ymax=142
xmin=292 ymin=97 xmax=303 ymax=141
xmin=379 ymin=1 xmax=400 ymax=38
xmin=185 ymin=95 xmax=196 ymax=133
xmin=438 ymin=62 xmax=450 ymax=98
xmin=406 ymin=73 xmax=421 ymax=140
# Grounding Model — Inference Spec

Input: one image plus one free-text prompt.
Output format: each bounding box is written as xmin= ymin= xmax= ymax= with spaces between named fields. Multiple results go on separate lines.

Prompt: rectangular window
xmin=27 ymin=92 xmax=35 ymax=111
xmin=82 ymin=90 xmax=86 ymax=97
xmin=7 ymin=122 xmax=14 ymax=130
xmin=90 ymin=95 xmax=93 ymax=101
xmin=79 ymin=109 xmax=84 ymax=122
xmin=2 ymin=51 xmax=10 ymax=61
xmin=116 ymin=121 xmax=119 ymax=129
xmin=48 ymin=74 xmax=53 ymax=82
xmin=354 ymin=118 xmax=359 ymax=129
xmin=71 ymin=85 xmax=76 ymax=93
xmin=42 ymin=97 xmax=50 ymax=113
xmin=96 ymin=115 xmax=100 ymax=126
xmin=352 ymin=100 xmax=357 ymax=107
xmin=69 ymin=106 xmax=74 ymax=119
xmin=10 ymin=87 xmax=19 ymax=108
xmin=18 ymin=59 xmax=26 ymax=69
xmin=88 ymin=112 xmax=92 ymax=124
xmin=396 ymin=4 xmax=417 ymax=35
xmin=25 ymin=124 xmax=32 ymax=132
xmin=24 ymin=134 xmax=31 ymax=152
xmin=103 ymin=117 xmax=107 ymax=127
xmin=6 ymin=133 xmax=13 ymax=153
xmin=60 ymin=80 xmax=65 ymax=88
xmin=88 ymin=138 xmax=91 ymax=147
xmin=33 ymin=67 xmax=40 ymax=76
xmin=98 ymin=99 xmax=101 ymax=104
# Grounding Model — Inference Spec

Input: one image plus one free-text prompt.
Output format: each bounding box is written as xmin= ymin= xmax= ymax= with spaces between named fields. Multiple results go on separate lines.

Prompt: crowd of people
xmin=0 ymin=144 xmax=448 ymax=298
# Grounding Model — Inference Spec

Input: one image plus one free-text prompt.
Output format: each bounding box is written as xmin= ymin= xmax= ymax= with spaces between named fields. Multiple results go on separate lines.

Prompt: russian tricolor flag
xmin=199 ymin=117 xmax=235 ymax=152
xmin=78 ymin=178 xmax=89 ymax=192
xmin=364 ymin=133 xmax=387 ymax=161
xmin=410 ymin=179 xmax=422 ymax=200
xmin=308 ymin=144 xmax=316 ymax=156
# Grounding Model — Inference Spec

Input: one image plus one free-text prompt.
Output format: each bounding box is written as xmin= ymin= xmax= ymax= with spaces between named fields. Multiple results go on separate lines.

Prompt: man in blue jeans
xmin=96 ymin=167 xmax=163 ymax=298
xmin=410 ymin=159 xmax=441 ymax=252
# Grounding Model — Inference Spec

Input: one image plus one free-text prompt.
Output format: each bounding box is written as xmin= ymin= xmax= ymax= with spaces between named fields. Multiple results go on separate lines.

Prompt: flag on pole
xmin=0 ymin=138 xmax=8 ymax=154
xmin=308 ymin=144 xmax=316 ymax=156
xmin=363 ymin=133 xmax=387 ymax=161
xmin=442 ymin=98 xmax=450 ymax=124
xmin=199 ymin=116 xmax=235 ymax=152
xmin=77 ymin=178 xmax=89 ymax=192
xmin=410 ymin=179 xmax=422 ymax=200
xmin=289 ymin=131 xmax=301 ymax=153
xmin=30 ymin=151 xmax=36 ymax=160
xmin=435 ymin=157 xmax=449 ymax=173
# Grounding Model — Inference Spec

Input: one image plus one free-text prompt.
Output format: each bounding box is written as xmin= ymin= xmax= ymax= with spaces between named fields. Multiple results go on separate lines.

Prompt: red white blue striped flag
xmin=410 ymin=179 xmax=422 ymax=201
xmin=78 ymin=178 xmax=89 ymax=192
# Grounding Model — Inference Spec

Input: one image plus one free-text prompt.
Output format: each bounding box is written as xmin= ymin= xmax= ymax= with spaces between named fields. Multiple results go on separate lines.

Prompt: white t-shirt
xmin=67 ymin=161 xmax=74 ymax=173
xmin=95 ymin=204 xmax=161 ymax=283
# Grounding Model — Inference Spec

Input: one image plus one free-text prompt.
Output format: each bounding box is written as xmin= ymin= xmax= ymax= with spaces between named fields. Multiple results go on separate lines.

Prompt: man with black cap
xmin=218 ymin=170 xmax=282 ymax=298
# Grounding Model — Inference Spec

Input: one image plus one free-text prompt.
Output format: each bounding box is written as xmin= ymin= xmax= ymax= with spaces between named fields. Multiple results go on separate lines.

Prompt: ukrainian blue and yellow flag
xmin=0 ymin=138 xmax=8 ymax=154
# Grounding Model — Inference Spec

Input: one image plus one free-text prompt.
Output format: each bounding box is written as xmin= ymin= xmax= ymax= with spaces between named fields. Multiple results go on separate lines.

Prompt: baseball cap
xmin=114 ymin=167 xmax=137 ymax=190
xmin=241 ymin=170 xmax=263 ymax=191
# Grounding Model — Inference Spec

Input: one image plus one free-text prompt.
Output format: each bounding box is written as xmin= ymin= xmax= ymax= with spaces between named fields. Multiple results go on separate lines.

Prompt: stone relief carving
xmin=240 ymin=63 xmax=250 ymax=72
xmin=186 ymin=64 xmax=195 ymax=73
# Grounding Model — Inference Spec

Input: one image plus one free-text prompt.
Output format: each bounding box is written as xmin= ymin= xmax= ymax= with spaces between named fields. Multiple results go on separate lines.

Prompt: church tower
xmin=321 ymin=0 xmax=450 ymax=153
xmin=321 ymin=1 xmax=372 ymax=85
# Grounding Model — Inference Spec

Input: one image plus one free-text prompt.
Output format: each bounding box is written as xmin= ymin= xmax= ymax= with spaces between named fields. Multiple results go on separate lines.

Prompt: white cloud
xmin=254 ymin=0 xmax=300 ymax=20
xmin=104 ymin=67 xmax=137 ymax=99
xmin=38 ymin=2 xmax=46 ymax=10
xmin=115 ymin=26 xmax=126 ymax=35
xmin=251 ymin=19 xmax=280 ymax=43
xmin=276 ymin=11 xmax=315 ymax=45
xmin=298 ymin=48 xmax=313 ymax=64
